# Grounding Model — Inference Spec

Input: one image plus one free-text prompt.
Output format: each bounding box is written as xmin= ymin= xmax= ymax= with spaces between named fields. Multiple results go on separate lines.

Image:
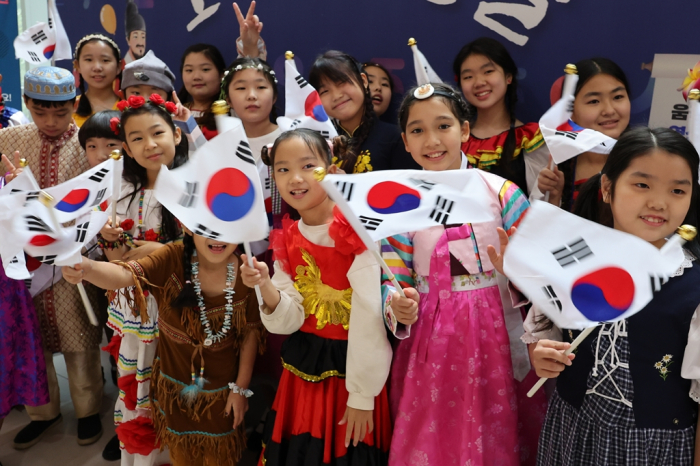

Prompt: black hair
xmin=24 ymin=96 xmax=77 ymax=109
xmin=398 ymin=82 xmax=472 ymax=132
xmin=261 ymin=128 xmax=349 ymax=168
xmin=221 ymin=57 xmax=279 ymax=122
xmin=74 ymin=35 xmax=122 ymax=118
xmin=452 ymin=37 xmax=518 ymax=177
xmin=309 ymin=50 xmax=375 ymax=173
xmin=78 ymin=110 xmax=121 ymax=149
xmin=363 ymin=62 xmax=395 ymax=93
xmin=119 ymin=102 xmax=188 ymax=243
xmin=176 ymin=43 xmax=226 ymax=133
xmin=560 ymin=57 xmax=631 ymax=211
xmin=172 ymin=232 xmax=197 ymax=308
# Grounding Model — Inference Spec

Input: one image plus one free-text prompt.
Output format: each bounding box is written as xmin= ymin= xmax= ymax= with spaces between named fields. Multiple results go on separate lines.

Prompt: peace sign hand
xmin=2 ymin=151 xmax=24 ymax=183
xmin=233 ymin=1 xmax=263 ymax=58
xmin=171 ymin=91 xmax=191 ymax=122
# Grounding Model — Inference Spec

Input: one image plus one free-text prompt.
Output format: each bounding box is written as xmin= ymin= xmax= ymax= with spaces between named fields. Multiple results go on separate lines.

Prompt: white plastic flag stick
xmin=526 ymin=224 xmax=697 ymax=398
xmin=110 ymin=150 xmax=122 ymax=228
xmin=687 ymin=90 xmax=700 ymax=176
xmin=543 ymin=158 xmax=555 ymax=203
xmin=39 ymin=191 xmax=99 ymax=326
xmin=314 ymin=167 xmax=406 ymax=298
xmin=242 ymin=242 xmax=264 ymax=306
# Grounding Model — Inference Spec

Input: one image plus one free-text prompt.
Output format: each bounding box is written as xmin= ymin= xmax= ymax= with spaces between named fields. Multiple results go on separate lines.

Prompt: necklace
xmin=191 ymin=250 xmax=235 ymax=348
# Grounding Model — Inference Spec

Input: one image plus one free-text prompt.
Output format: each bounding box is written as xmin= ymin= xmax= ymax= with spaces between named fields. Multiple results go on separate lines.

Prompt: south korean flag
xmin=540 ymin=72 xmax=617 ymax=164
xmin=320 ymin=169 xmax=495 ymax=244
xmin=276 ymin=56 xmax=338 ymax=139
xmin=13 ymin=22 xmax=56 ymax=64
xmin=503 ymin=201 xmax=685 ymax=330
xmin=154 ymin=119 xmax=269 ymax=245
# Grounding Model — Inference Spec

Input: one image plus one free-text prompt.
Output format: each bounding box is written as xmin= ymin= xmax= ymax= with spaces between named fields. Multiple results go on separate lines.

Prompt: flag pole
xmin=687 ymin=89 xmax=700 ymax=158
xmin=544 ymin=64 xmax=577 ymax=204
xmin=38 ymin=191 xmax=99 ymax=326
xmin=242 ymin=242 xmax=264 ymax=306
xmin=109 ymin=150 xmax=122 ymax=227
xmin=313 ymin=167 xmax=407 ymax=298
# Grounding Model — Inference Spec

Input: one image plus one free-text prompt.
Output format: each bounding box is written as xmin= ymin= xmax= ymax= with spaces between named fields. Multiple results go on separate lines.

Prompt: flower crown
xmin=110 ymin=94 xmax=177 ymax=136
xmin=74 ymin=33 xmax=121 ymax=59
xmin=223 ymin=63 xmax=278 ymax=84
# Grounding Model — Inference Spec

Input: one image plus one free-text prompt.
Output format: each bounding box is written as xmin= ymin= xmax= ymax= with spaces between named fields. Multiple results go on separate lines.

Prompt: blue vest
xmin=557 ymin=262 xmax=700 ymax=429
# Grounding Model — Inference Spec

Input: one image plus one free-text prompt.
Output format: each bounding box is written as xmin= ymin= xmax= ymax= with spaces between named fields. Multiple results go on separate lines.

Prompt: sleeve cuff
xmin=347 ymin=392 xmax=375 ymax=411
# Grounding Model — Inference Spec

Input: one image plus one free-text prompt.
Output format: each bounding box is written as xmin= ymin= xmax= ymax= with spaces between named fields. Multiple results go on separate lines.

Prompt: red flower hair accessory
xmin=116 ymin=100 xmax=129 ymax=112
xmin=148 ymin=93 xmax=164 ymax=106
xmin=127 ymin=95 xmax=146 ymax=109
xmin=109 ymin=116 xmax=121 ymax=136
xmin=164 ymin=101 xmax=178 ymax=114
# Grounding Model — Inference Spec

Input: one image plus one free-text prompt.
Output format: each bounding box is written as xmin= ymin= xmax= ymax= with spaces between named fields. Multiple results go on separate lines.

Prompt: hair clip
xmin=414 ymin=83 xmax=435 ymax=100
xmin=109 ymin=117 xmax=121 ymax=136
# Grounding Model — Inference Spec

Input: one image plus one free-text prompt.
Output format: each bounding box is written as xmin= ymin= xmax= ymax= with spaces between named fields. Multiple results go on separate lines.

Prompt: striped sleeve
xmin=499 ymin=180 xmax=529 ymax=231
xmin=380 ymin=234 xmax=414 ymax=339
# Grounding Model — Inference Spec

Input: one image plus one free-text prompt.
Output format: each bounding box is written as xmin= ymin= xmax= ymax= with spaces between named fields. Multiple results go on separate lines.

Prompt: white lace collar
xmin=672 ymin=249 xmax=695 ymax=277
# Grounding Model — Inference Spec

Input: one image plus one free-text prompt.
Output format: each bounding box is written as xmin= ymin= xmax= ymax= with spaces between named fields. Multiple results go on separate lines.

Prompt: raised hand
xmin=233 ymin=1 xmax=263 ymax=58
xmin=1 ymin=151 xmax=23 ymax=183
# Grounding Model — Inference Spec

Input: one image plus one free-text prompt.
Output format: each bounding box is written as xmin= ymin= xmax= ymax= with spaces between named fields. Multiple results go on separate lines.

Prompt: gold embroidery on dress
xmin=294 ymin=248 xmax=352 ymax=330
xmin=354 ymin=150 xmax=373 ymax=173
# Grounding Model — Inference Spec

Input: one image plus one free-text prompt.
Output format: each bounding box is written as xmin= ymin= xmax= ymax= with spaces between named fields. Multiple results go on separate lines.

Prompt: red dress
xmin=259 ymin=216 xmax=392 ymax=466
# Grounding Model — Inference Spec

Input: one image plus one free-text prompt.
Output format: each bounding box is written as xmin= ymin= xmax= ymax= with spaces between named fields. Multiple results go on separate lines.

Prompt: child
xmin=121 ymin=50 xmax=175 ymax=101
xmin=387 ymin=83 xmax=546 ymax=466
xmin=535 ymin=58 xmax=631 ymax=210
xmin=0 ymin=66 xmax=105 ymax=449
xmin=0 ymin=73 xmax=30 ymax=127
xmin=453 ymin=37 xmax=549 ymax=196
xmin=523 ymin=127 xmax=700 ymax=465
xmin=78 ymin=110 xmax=122 ymax=167
xmin=62 ymin=230 xmax=263 ymax=465
xmin=73 ymin=33 xmax=122 ymax=127
xmin=363 ymin=62 xmax=394 ymax=119
xmin=241 ymin=128 xmax=402 ymax=465
xmin=309 ymin=50 xmax=419 ymax=172
xmin=98 ymin=96 xmax=188 ymax=464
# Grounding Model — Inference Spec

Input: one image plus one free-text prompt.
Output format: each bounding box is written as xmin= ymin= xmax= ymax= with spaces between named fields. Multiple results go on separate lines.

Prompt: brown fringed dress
xmin=116 ymin=243 xmax=265 ymax=464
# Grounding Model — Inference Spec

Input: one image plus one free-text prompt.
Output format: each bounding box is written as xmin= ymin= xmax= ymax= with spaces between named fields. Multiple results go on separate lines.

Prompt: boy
xmin=121 ymin=50 xmax=174 ymax=101
xmin=0 ymin=66 xmax=104 ymax=449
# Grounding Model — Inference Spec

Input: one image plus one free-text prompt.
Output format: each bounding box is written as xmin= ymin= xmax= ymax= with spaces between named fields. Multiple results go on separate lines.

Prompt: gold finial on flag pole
xmin=110 ymin=149 xmax=121 ymax=160
xmin=408 ymin=38 xmax=417 ymax=47
xmin=211 ymin=100 xmax=230 ymax=115
xmin=677 ymin=225 xmax=697 ymax=242
xmin=689 ymin=89 xmax=700 ymax=101
xmin=564 ymin=64 xmax=577 ymax=75
xmin=19 ymin=158 xmax=28 ymax=168
xmin=285 ymin=51 xmax=294 ymax=60
xmin=313 ymin=167 xmax=327 ymax=182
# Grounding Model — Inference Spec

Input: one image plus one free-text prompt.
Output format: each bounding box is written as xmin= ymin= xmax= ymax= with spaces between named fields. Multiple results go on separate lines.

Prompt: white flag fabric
xmin=540 ymin=73 xmax=617 ymax=164
xmin=47 ymin=0 xmax=71 ymax=61
xmin=154 ymin=120 xmax=269 ymax=244
xmin=0 ymin=165 xmax=40 ymax=196
xmin=21 ymin=256 xmax=62 ymax=297
xmin=277 ymin=58 xmax=338 ymax=138
xmin=503 ymin=201 xmax=685 ymax=330
xmin=14 ymin=22 xmax=57 ymax=65
xmin=687 ymin=97 xmax=700 ymax=171
xmin=320 ymin=169 xmax=495 ymax=246
xmin=411 ymin=42 xmax=443 ymax=85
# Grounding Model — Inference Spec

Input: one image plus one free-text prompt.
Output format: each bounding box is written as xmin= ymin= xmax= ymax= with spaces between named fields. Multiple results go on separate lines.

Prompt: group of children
xmin=0 ymin=7 xmax=699 ymax=466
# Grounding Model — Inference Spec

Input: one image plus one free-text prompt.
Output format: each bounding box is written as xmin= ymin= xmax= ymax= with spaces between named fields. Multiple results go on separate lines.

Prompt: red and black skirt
xmin=259 ymin=330 xmax=391 ymax=465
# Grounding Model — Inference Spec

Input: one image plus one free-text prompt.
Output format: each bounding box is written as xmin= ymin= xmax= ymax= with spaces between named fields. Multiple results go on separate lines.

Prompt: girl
xmin=62 ymin=229 xmax=263 ymax=466
xmin=363 ymin=62 xmax=394 ymax=119
xmin=388 ymin=83 xmax=546 ymax=466
xmin=177 ymin=43 xmax=227 ymax=140
xmin=73 ymin=33 xmax=122 ymax=127
xmin=240 ymin=128 xmax=398 ymax=465
xmin=78 ymin=110 xmax=122 ymax=168
xmin=535 ymin=58 xmax=631 ymax=210
xmin=453 ymin=37 xmax=549 ymax=196
xmin=524 ymin=127 xmax=700 ymax=465
xmin=97 ymin=96 xmax=188 ymax=464
xmin=309 ymin=50 xmax=419 ymax=173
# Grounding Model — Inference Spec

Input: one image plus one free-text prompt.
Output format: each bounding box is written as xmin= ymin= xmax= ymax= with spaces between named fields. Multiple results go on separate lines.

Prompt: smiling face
xmin=85 ymin=137 xmax=121 ymax=167
xmin=74 ymin=40 xmax=119 ymax=91
xmin=317 ymin=75 xmax=368 ymax=129
xmin=603 ymin=149 xmax=692 ymax=248
xmin=226 ymin=68 xmax=276 ymax=125
xmin=182 ymin=52 xmax=222 ymax=106
xmin=127 ymin=30 xmax=146 ymax=60
xmin=572 ymin=74 xmax=630 ymax=139
xmin=401 ymin=97 xmax=470 ymax=171
xmin=365 ymin=65 xmax=392 ymax=117
xmin=122 ymin=111 xmax=181 ymax=183
xmin=458 ymin=53 xmax=511 ymax=111
xmin=192 ymin=232 xmax=238 ymax=265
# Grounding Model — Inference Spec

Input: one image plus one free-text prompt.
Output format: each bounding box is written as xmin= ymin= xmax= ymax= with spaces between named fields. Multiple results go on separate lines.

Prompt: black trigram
xmin=566 ymin=101 xmax=574 ymax=113
xmin=89 ymin=168 xmax=109 ymax=183
xmin=334 ymin=181 xmax=354 ymax=201
xmin=19 ymin=190 xmax=40 ymax=202
xmin=649 ymin=274 xmax=669 ymax=293
xmin=289 ymin=119 xmax=302 ymax=129
xmin=48 ymin=17 xmax=53 ymax=28
xmin=194 ymin=224 xmax=220 ymax=239
xmin=543 ymin=285 xmax=562 ymax=312
xmin=26 ymin=215 xmax=52 ymax=233
xmin=35 ymin=255 xmax=57 ymax=265
xmin=28 ymin=51 xmax=41 ymax=63
xmin=408 ymin=178 xmax=436 ymax=191
xmin=359 ymin=216 xmax=382 ymax=231
xmin=75 ymin=222 xmax=90 ymax=243
xmin=552 ymin=238 xmax=593 ymax=267
xmin=178 ymin=181 xmax=199 ymax=208
xmin=9 ymin=256 xmax=19 ymax=265
xmin=236 ymin=141 xmax=255 ymax=165
xmin=90 ymin=188 xmax=107 ymax=207
xmin=311 ymin=129 xmax=330 ymax=138
xmin=24 ymin=279 xmax=32 ymax=289
xmin=295 ymin=75 xmax=309 ymax=89
xmin=429 ymin=196 xmax=454 ymax=225
xmin=264 ymin=177 xmax=271 ymax=191
xmin=555 ymin=130 xmax=578 ymax=140
xmin=31 ymin=31 xmax=48 ymax=44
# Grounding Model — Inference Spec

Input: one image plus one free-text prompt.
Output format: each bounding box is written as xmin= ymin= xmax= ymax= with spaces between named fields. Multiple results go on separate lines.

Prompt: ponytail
xmin=172 ymin=233 xmax=197 ymax=308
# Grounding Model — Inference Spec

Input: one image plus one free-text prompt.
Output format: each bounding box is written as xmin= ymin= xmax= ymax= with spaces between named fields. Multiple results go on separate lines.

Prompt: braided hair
xmin=74 ymin=34 xmax=122 ymax=118
xmin=309 ymin=50 xmax=376 ymax=173
xmin=172 ymin=233 xmax=198 ymax=308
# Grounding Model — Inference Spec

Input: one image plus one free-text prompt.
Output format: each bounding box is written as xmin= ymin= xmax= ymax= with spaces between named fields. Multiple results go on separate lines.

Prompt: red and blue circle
xmin=206 ymin=168 xmax=256 ymax=222
xmin=55 ymin=189 xmax=90 ymax=213
xmin=43 ymin=45 xmax=56 ymax=60
xmin=305 ymin=92 xmax=329 ymax=122
xmin=571 ymin=267 xmax=635 ymax=321
xmin=556 ymin=119 xmax=585 ymax=133
xmin=367 ymin=182 xmax=421 ymax=215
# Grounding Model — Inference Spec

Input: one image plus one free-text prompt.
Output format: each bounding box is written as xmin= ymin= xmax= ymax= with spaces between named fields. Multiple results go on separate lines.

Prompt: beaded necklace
xmin=192 ymin=250 xmax=236 ymax=348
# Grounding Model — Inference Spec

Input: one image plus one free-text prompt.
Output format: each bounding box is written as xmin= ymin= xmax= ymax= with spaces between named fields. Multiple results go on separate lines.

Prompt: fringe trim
xmin=244 ymin=320 xmax=267 ymax=355
xmin=108 ymin=261 xmax=160 ymax=323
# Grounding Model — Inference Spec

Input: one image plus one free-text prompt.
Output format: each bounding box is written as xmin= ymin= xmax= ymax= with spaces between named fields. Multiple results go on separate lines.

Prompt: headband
xmin=111 ymin=94 xmax=177 ymax=135
xmin=74 ymin=34 xmax=121 ymax=59
xmin=412 ymin=83 xmax=470 ymax=114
